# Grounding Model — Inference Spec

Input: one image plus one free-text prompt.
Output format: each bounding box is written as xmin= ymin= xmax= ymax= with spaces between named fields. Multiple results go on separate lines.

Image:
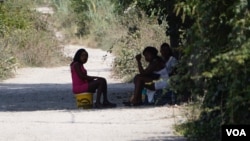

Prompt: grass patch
xmin=0 ymin=0 xmax=68 ymax=80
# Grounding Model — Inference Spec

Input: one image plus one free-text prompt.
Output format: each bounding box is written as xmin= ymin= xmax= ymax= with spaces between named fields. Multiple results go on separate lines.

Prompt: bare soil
xmin=0 ymin=44 xmax=187 ymax=141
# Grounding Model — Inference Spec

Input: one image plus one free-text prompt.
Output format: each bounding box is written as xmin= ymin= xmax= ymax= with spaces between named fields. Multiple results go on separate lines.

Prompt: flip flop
xmin=123 ymin=101 xmax=132 ymax=106
xmin=103 ymin=101 xmax=117 ymax=108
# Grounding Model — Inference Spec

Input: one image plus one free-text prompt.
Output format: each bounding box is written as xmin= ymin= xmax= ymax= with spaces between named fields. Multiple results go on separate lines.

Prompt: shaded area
xmin=133 ymin=136 xmax=187 ymax=141
xmin=0 ymin=83 xmax=187 ymax=141
xmin=0 ymin=83 xmax=133 ymax=111
xmin=0 ymin=83 xmax=74 ymax=111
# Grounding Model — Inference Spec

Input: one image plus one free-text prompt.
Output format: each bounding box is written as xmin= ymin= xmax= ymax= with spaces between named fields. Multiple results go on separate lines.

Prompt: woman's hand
xmin=88 ymin=76 xmax=100 ymax=81
xmin=135 ymin=54 xmax=142 ymax=62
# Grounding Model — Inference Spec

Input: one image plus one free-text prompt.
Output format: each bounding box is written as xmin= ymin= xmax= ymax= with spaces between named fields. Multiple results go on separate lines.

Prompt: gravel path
xmin=0 ymin=44 xmax=187 ymax=141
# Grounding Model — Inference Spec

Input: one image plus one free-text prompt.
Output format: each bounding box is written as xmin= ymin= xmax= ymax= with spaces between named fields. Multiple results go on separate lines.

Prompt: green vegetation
xmin=71 ymin=0 xmax=169 ymax=81
xmin=171 ymin=1 xmax=250 ymax=140
xmin=1 ymin=0 xmax=249 ymax=140
xmin=71 ymin=0 xmax=250 ymax=140
xmin=0 ymin=0 xmax=66 ymax=80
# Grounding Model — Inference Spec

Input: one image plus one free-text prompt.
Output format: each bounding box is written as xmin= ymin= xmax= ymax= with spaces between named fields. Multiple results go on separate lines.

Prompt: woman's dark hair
xmin=143 ymin=46 xmax=158 ymax=57
xmin=160 ymin=43 xmax=173 ymax=56
xmin=72 ymin=48 xmax=88 ymax=64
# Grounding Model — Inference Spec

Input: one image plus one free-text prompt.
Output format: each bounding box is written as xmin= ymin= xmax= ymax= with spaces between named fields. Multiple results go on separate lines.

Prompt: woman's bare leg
xmin=88 ymin=77 xmax=116 ymax=108
xmin=131 ymin=74 xmax=156 ymax=105
xmin=96 ymin=77 xmax=108 ymax=102
xmin=88 ymin=77 xmax=107 ymax=104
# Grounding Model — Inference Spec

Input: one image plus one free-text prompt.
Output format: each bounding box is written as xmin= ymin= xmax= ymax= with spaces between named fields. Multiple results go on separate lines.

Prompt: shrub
xmin=112 ymin=8 xmax=169 ymax=81
xmin=172 ymin=0 xmax=250 ymax=140
xmin=0 ymin=0 xmax=66 ymax=80
xmin=70 ymin=0 xmax=169 ymax=81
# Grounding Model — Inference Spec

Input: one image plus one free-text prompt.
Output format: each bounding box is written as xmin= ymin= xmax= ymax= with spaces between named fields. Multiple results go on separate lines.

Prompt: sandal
xmin=103 ymin=101 xmax=117 ymax=108
xmin=123 ymin=101 xmax=143 ymax=107
xmin=132 ymin=102 xmax=143 ymax=106
xmin=95 ymin=102 xmax=103 ymax=109
xmin=123 ymin=101 xmax=132 ymax=106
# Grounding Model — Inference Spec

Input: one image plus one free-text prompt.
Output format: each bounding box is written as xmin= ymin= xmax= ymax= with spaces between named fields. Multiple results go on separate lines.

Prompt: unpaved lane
xmin=0 ymin=45 xmax=186 ymax=141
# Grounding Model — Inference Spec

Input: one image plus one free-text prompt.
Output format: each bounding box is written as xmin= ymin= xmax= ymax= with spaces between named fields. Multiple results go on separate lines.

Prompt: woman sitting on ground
xmin=70 ymin=48 xmax=116 ymax=108
xmin=124 ymin=46 xmax=169 ymax=106
xmin=160 ymin=42 xmax=178 ymax=76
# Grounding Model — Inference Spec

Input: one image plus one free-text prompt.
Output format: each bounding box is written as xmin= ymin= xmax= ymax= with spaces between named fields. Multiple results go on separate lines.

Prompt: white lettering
xmin=226 ymin=129 xmax=246 ymax=136
xmin=232 ymin=129 xmax=239 ymax=136
xmin=226 ymin=129 xmax=232 ymax=136
xmin=240 ymin=129 xmax=246 ymax=136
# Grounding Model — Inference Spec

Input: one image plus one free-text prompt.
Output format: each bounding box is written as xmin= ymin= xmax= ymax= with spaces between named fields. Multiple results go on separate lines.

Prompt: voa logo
xmin=226 ymin=129 xmax=246 ymax=136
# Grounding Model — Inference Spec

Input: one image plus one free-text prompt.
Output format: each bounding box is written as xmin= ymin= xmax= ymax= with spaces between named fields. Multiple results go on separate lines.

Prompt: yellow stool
xmin=75 ymin=92 xmax=93 ymax=109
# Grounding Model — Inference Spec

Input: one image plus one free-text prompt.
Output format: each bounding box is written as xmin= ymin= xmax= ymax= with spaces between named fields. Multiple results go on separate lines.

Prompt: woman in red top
xmin=70 ymin=48 xmax=116 ymax=108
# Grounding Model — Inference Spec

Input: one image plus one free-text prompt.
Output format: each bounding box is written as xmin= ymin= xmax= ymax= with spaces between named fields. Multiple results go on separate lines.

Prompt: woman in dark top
xmin=124 ymin=46 xmax=166 ymax=106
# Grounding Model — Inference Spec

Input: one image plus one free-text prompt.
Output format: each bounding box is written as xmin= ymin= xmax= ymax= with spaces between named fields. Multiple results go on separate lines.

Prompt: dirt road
xmin=0 ymin=45 xmax=186 ymax=141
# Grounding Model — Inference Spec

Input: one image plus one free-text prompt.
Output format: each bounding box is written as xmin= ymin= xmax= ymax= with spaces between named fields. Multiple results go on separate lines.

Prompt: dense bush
xmin=170 ymin=0 xmax=250 ymax=140
xmin=63 ymin=1 xmax=250 ymax=140
xmin=70 ymin=0 xmax=169 ymax=81
xmin=112 ymin=8 xmax=168 ymax=81
xmin=0 ymin=0 xmax=65 ymax=80
xmin=124 ymin=2 xmax=250 ymax=140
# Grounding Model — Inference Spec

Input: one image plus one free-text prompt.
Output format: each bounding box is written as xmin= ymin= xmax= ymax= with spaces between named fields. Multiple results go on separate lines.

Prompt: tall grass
xmin=112 ymin=8 xmax=169 ymax=81
xmin=71 ymin=0 xmax=121 ymax=49
xmin=69 ymin=0 xmax=170 ymax=81
xmin=0 ymin=0 xmax=67 ymax=80
xmin=18 ymin=0 xmax=170 ymax=82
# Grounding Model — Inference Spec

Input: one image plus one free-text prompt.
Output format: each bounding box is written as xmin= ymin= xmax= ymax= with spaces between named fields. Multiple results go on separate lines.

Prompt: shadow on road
xmin=0 ymin=83 xmax=133 ymax=111
xmin=0 ymin=83 xmax=187 ymax=141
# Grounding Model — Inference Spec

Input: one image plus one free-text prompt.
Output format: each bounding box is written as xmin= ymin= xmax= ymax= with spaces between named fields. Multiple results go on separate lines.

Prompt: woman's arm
xmin=136 ymin=54 xmax=156 ymax=75
xmin=141 ymin=62 xmax=157 ymax=75
xmin=136 ymin=54 xmax=144 ymax=74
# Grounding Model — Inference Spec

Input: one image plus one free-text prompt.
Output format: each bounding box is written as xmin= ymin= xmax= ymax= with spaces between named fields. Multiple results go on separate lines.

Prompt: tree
xmin=131 ymin=0 xmax=194 ymax=50
xmin=126 ymin=0 xmax=250 ymax=140
xmin=171 ymin=0 xmax=250 ymax=140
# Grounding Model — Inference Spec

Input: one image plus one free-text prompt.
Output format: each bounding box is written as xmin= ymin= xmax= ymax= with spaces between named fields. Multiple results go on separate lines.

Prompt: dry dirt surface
xmin=0 ymin=45 xmax=187 ymax=141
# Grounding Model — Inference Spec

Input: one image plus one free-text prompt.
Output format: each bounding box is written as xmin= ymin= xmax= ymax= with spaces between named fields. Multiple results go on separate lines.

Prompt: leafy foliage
xmin=0 ymin=0 xmax=65 ymax=80
xmin=69 ymin=1 xmax=250 ymax=140
xmin=170 ymin=0 xmax=250 ymax=140
xmin=112 ymin=7 xmax=168 ymax=81
xmin=70 ymin=0 xmax=168 ymax=81
xmin=109 ymin=0 xmax=250 ymax=140
xmin=0 ymin=0 xmax=33 ymax=79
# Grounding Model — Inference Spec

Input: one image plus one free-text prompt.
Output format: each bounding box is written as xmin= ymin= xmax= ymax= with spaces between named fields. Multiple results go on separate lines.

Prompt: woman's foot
xmin=103 ymin=101 xmax=117 ymax=108
xmin=132 ymin=102 xmax=143 ymax=106
xmin=95 ymin=102 xmax=102 ymax=109
xmin=130 ymin=97 xmax=143 ymax=107
xmin=123 ymin=101 xmax=143 ymax=107
xmin=123 ymin=101 xmax=131 ymax=106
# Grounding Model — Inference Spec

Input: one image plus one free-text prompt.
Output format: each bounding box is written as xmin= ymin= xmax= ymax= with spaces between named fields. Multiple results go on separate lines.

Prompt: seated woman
xmin=70 ymin=48 xmax=116 ymax=108
xmin=123 ymin=46 xmax=169 ymax=106
xmin=150 ymin=42 xmax=178 ymax=105
xmin=160 ymin=42 xmax=178 ymax=76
